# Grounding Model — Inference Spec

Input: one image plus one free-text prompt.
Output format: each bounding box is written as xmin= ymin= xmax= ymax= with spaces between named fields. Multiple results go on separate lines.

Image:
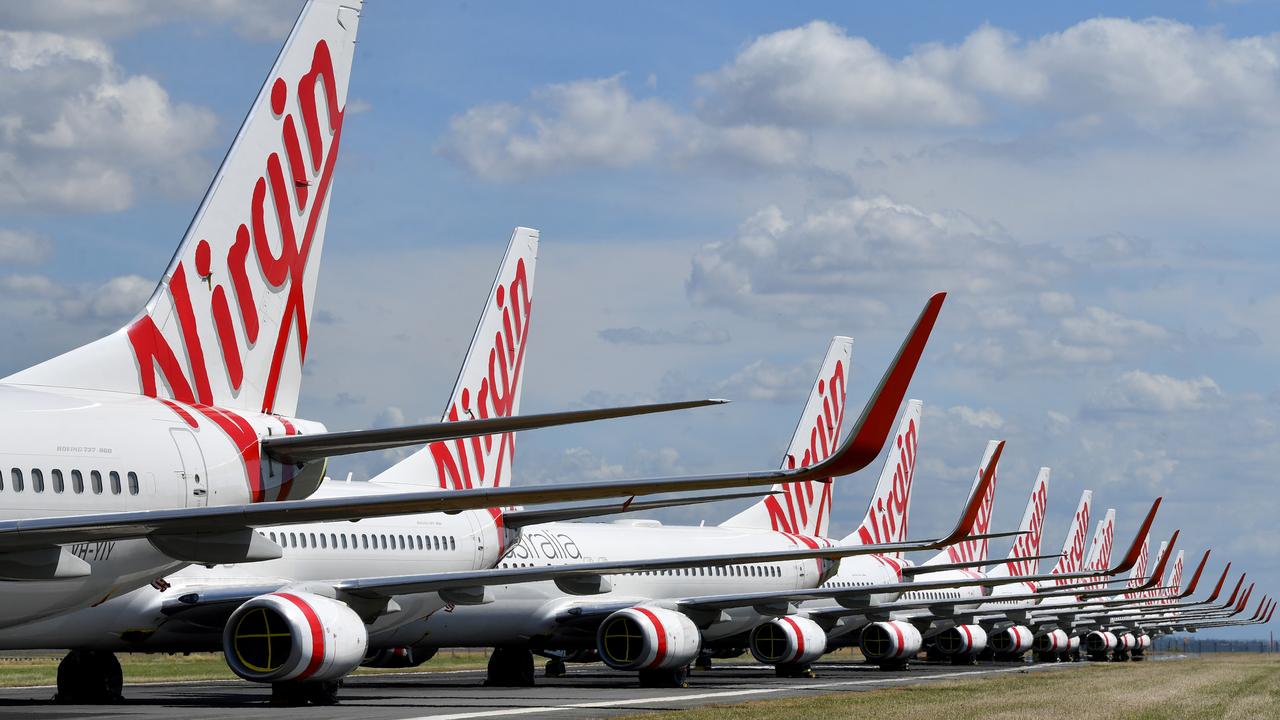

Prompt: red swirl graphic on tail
xmin=429 ymin=259 xmax=533 ymax=491
xmin=855 ymin=415 xmax=917 ymax=546
xmin=761 ymin=360 xmax=846 ymax=535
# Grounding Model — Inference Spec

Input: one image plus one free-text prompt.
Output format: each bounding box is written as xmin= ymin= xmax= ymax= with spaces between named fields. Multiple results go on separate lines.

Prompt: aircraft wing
xmin=260 ymin=400 xmax=722 ymax=465
xmin=0 ymin=294 xmax=946 ymax=564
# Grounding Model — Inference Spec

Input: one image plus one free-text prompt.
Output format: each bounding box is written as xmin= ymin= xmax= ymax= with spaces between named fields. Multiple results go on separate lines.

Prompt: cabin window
xmin=90 ymin=470 xmax=102 ymax=494
xmin=268 ymin=532 xmax=277 ymax=544
xmin=398 ymin=535 xmax=406 ymax=550
xmin=450 ymin=536 xmax=456 ymax=551
xmin=51 ymin=469 xmax=64 ymax=494
xmin=31 ymin=469 xmax=44 ymax=493
xmin=340 ymin=534 xmax=348 ymax=549
xmin=361 ymin=534 xmax=368 ymax=549
xmin=414 ymin=536 xmax=422 ymax=550
xmin=71 ymin=470 xmax=84 ymax=494
xmin=319 ymin=534 xmax=327 ymax=549
xmin=11 ymin=468 xmax=23 ymax=492
xmin=109 ymin=471 xmax=121 ymax=495
xmin=309 ymin=533 xmax=317 ymax=548
xmin=127 ymin=472 xmax=139 ymax=495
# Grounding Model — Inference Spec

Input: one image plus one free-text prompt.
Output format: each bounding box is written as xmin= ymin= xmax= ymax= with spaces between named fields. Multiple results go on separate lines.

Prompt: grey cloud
xmin=598 ymin=321 xmax=730 ymax=346
xmin=0 ymin=31 xmax=217 ymax=213
xmin=0 ymin=1 xmax=297 ymax=42
xmin=0 ymin=230 xmax=51 ymax=265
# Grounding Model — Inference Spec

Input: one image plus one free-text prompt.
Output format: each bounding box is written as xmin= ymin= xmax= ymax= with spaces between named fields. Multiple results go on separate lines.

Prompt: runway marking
xmin=413 ymin=664 xmax=1074 ymax=719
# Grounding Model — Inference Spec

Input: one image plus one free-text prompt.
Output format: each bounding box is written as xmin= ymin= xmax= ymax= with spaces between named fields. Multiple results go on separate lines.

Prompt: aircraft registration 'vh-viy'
xmin=0 ymin=0 xmax=957 ymax=652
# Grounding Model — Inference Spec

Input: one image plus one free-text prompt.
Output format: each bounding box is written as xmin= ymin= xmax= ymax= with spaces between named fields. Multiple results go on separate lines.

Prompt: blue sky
xmin=1 ymin=1 xmax=1277 ymax=636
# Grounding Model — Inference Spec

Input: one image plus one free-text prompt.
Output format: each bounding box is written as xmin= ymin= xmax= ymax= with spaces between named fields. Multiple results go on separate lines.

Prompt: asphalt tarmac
xmin=0 ymin=659 xmax=1090 ymax=719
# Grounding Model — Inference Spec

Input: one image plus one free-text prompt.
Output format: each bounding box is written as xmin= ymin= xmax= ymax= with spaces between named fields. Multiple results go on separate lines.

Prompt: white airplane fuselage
xmin=0 ymin=383 xmax=326 ymax=628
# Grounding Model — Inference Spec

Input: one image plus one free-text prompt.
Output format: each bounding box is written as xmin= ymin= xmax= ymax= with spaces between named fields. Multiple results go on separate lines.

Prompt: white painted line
xmin=412 ymin=664 xmax=1075 ymax=720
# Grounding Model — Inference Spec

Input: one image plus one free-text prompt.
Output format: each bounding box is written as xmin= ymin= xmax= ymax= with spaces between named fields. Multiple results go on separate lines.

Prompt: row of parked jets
xmin=0 ymin=0 xmax=1269 ymax=706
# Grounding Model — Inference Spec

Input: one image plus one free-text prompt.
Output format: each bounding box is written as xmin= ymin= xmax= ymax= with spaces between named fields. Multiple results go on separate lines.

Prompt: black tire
xmin=638 ymin=666 xmax=689 ymax=688
xmin=55 ymin=650 xmax=124 ymax=704
xmin=544 ymin=658 xmax=567 ymax=678
xmin=485 ymin=647 xmax=535 ymax=687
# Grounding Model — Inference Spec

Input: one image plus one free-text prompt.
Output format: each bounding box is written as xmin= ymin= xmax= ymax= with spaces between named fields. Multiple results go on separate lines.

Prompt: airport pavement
xmin=0 ymin=659 xmax=1092 ymax=720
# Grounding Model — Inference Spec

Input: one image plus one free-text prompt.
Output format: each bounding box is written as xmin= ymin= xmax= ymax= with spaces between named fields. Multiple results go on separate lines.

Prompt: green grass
xmin=0 ymin=648 xmax=492 ymax=688
xmin=623 ymin=654 xmax=1280 ymax=720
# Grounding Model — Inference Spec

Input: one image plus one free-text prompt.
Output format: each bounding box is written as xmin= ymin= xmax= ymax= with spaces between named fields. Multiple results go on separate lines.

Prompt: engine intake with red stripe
xmin=1085 ymin=630 xmax=1118 ymax=656
xmin=749 ymin=616 xmax=827 ymax=666
xmin=596 ymin=607 xmax=701 ymax=672
xmin=1033 ymin=628 xmax=1070 ymax=655
xmin=223 ymin=591 xmax=367 ymax=683
xmin=934 ymin=624 xmax=987 ymax=657
xmin=859 ymin=620 xmax=922 ymax=663
xmin=989 ymin=625 xmax=1034 ymax=657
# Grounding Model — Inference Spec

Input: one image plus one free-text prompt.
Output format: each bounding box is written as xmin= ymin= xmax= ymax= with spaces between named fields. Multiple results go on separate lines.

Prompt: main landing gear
xmin=54 ymin=650 xmax=124 ymax=704
xmin=544 ymin=657 xmax=567 ymax=678
xmin=774 ymin=663 xmax=816 ymax=678
xmin=485 ymin=647 xmax=536 ymax=687
xmin=269 ymin=680 xmax=342 ymax=706
xmin=638 ymin=666 xmax=690 ymax=688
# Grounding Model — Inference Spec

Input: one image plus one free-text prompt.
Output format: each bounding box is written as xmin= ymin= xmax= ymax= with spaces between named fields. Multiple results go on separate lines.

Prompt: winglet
xmin=1203 ymin=562 xmax=1231 ymax=604
xmin=1178 ymin=550 xmax=1210 ymax=599
xmin=823 ymin=293 xmax=945 ymax=477
xmin=1266 ymin=601 xmax=1276 ymax=624
xmin=1250 ymin=595 xmax=1269 ymax=621
xmin=1110 ymin=497 xmax=1161 ymax=575
xmin=1234 ymin=583 xmax=1255 ymax=615
xmin=936 ymin=440 xmax=1005 ymax=547
xmin=1223 ymin=573 xmax=1246 ymax=608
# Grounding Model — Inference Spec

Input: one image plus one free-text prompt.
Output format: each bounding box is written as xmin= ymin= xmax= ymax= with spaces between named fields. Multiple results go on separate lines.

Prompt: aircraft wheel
xmin=544 ymin=658 xmax=567 ymax=678
xmin=638 ymin=666 xmax=689 ymax=688
xmin=54 ymin=650 xmax=124 ymax=704
xmin=485 ymin=647 xmax=535 ymax=687
xmin=774 ymin=663 xmax=816 ymax=678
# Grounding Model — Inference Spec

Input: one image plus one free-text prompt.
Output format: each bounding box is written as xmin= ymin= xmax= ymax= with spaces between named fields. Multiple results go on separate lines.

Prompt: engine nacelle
xmin=1067 ymin=634 xmax=1081 ymax=653
xmin=934 ymin=625 xmax=988 ymax=657
xmin=989 ymin=625 xmax=1034 ymax=656
xmin=1085 ymin=630 xmax=1118 ymax=655
xmin=223 ymin=591 xmax=367 ymax=684
xmin=1136 ymin=633 xmax=1152 ymax=650
xmin=859 ymin=621 xmax=922 ymax=663
xmin=596 ymin=606 xmax=701 ymax=671
xmin=1033 ymin=629 xmax=1069 ymax=654
xmin=749 ymin=616 xmax=827 ymax=666
xmin=1117 ymin=632 xmax=1136 ymax=651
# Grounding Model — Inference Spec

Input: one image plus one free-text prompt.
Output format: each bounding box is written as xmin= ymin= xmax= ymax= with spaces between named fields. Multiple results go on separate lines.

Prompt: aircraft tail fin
xmin=3 ymin=0 xmax=362 ymax=418
xmin=922 ymin=440 xmax=1001 ymax=567
xmin=720 ymin=336 xmax=851 ymax=536
xmin=989 ymin=467 xmax=1050 ymax=578
xmin=838 ymin=399 xmax=922 ymax=560
xmin=372 ymin=227 xmax=538 ymax=491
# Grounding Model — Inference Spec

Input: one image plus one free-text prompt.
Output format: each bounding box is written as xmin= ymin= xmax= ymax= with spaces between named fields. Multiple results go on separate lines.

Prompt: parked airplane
xmin=0 ymin=258 xmax=957 ymax=702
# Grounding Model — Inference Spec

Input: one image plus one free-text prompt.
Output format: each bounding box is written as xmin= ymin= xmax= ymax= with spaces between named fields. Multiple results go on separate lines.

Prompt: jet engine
xmin=223 ymin=592 xmax=367 ymax=684
xmin=988 ymin=625 xmax=1034 ymax=657
xmin=859 ymin=621 xmax=922 ymax=667
xmin=1033 ymin=629 xmax=1069 ymax=660
xmin=749 ymin=616 xmax=827 ymax=667
xmin=934 ymin=625 xmax=987 ymax=660
xmin=596 ymin=606 xmax=701 ymax=672
xmin=1085 ymin=630 xmax=1118 ymax=660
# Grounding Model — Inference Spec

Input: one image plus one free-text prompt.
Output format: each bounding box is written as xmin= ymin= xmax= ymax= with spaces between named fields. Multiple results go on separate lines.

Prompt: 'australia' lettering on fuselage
xmin=505 ymin=529 xmax=583 ymax=562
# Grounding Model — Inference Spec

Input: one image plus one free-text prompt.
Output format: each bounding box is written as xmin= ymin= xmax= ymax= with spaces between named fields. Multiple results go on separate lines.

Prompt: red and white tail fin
xmin=923 ymin=440 xmax=1001 ymax=567
xmin=372 ymin=227 xmax=537 ymax=491
xmin=1123 ymin=530 xmax=1153 ymax=599
xmin=1048 ymin=490 xmax=1092 ymax=586
xmin=3 ymin=0 xmax=361 ymax=418
xmin=1163 ymin=550 xmax=1185 ymax=603
xmin=989 ymin=467 xmax=1050 ymax=578
xmin=1077 ymin=506 xmax=1114 ymax=589
xmin=839 ymin=399 xmax=922 ymax=559
xmin=720 ymin=336 xmax=851 ymax=536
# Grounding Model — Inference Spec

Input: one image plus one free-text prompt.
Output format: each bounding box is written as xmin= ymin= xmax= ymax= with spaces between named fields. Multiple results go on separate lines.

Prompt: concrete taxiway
xmin=0 ymin=659 xmax=1096 ymax=720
